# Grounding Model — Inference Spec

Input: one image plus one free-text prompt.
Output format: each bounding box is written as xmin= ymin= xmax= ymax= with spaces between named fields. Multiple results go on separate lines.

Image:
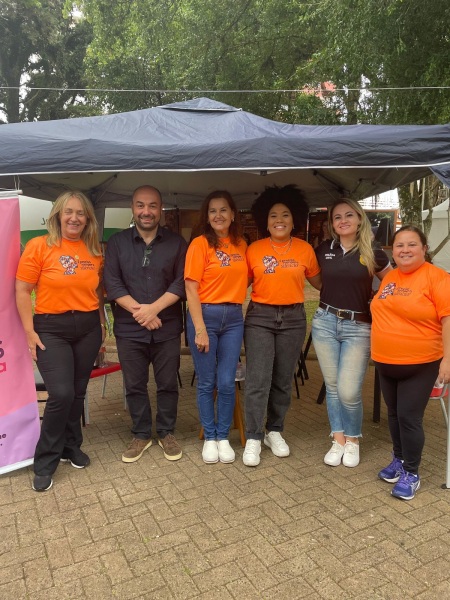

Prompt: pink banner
xmin=0 ymin=197 xmax=40 ymax=474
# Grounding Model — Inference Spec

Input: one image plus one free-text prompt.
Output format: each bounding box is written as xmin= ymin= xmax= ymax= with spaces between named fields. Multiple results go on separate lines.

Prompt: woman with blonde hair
xmin=16 ymin=191 xmax=105 ymax=492
xmin=312 ymin=198 xmax=391 ymax=468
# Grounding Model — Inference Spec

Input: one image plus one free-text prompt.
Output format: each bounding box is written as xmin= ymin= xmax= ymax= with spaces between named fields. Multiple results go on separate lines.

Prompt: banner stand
xmin=0 ymin=458 xmax=34 ymax=476
xmin=0 ymin=197 xmax=40 ymax=475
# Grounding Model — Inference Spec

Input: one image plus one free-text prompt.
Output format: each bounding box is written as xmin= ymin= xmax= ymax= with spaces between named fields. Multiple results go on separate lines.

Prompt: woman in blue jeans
xmin=185 ymin=191 xmax=248 ymax=464
xmin=312 ymin=198 xmax=391 ymax=468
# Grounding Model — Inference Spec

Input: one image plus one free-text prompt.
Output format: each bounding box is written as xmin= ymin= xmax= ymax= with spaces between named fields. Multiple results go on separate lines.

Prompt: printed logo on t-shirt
xmin=59 ymin=254 xmax=97 ymax=275
xmin=280 ymin=258 xmax=299 ymax=269
xmin=215 ymin=250 xmax=231 ymax=267
xmin=262 ymin=255 xmax=300 ymax=274
xmin=377 ymin=282 xmax=412 ymax=299
xmin=59 ymin=255 xmax=78 ymax=275
xmin=263 ymin=255 xmax=278 ymax=274
xmin=324 ymin=252 xmax=335 ymax=260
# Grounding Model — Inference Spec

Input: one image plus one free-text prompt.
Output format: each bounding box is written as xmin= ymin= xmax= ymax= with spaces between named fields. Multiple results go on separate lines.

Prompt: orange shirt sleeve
xmin=16 ymin=236 xmax=44 ymax=285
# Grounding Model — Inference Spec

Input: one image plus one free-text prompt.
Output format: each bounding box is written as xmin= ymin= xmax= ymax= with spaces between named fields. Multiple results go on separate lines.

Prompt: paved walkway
xmin=2 ymin=356 xmax=450 ymax=599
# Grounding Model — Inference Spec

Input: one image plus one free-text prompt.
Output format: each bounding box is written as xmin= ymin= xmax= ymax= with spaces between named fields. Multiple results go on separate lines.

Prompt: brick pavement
xmin=2 ymin=356 xmax=450 ymax=599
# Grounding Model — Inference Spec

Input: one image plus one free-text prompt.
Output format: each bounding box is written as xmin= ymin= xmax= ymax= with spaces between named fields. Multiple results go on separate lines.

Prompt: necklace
xmin=63 ymin=237 xmax=82 ymax=261
xmin=269 ymin=237 xmax=292 ymax=255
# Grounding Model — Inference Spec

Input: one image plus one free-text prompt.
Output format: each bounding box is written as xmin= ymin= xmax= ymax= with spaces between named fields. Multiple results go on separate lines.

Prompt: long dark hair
xmin=193 ymin=190 xmax=242 ymax=248
xmin=251 ymin=184 xmax=309 ymax=238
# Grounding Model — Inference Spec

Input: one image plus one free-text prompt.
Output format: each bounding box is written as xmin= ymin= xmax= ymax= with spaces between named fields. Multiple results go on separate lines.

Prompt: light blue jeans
xmin=311 ymin=307 xmax=371 ymax=438
xmin=187 ymin=304 xmax=244 ymax=440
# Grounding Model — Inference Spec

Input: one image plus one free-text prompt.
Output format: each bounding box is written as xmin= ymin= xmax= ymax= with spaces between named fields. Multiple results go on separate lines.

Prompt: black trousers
xmin=33 ymin=310 xmax=101 ymax=476
xmin=116 ymin=336 xmax=180 ymax=439
xmin=374 ymin=359 xmax=440 ymax=473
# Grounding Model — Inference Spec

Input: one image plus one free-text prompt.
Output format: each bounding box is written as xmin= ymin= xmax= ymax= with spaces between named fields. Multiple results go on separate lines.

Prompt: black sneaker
xmin=32 ymin=474 xmax=53 ymax=492
xmin=60 ymin=448 xmax=90 ymax=469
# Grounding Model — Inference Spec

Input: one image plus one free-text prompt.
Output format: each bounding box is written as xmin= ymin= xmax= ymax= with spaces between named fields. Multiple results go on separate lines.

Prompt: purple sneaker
xmin=378 ymin=455 xmax=403 ymax=483
xmin=391 ymin=470 xmax=420 ymax=501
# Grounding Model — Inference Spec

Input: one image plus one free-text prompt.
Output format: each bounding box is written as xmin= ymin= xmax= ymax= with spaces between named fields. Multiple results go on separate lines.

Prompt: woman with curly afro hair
xmin=243 ymin=185 xmax=321 ymax=467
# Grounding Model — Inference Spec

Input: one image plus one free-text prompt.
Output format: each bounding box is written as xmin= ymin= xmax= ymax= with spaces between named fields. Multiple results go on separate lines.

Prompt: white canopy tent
xmin=422 ymin=199 xmax=450 ymax=272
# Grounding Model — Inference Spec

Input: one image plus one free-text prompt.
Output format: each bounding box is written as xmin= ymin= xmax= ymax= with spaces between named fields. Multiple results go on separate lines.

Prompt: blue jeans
xmin=187 ymin=304 xmax=244 ymax=440
xmin=312 ymin=308 xmax=371 ymax=438
xmin=244 ymin=302 xmax=306 ymax=440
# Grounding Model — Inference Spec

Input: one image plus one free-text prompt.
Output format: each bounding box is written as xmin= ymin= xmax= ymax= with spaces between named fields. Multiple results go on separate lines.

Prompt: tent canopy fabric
xmin=422 ymin=199 xmax=450 ymax=272
xmin=0 ymin=97 xmax=449 ymax=209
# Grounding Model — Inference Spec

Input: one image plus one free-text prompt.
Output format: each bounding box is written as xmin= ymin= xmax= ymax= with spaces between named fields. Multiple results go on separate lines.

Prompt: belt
xmin=319 ymin=302 xmax=371 ymax=323
xmin=252 ymin=302 xmax=303 ymax=309
xmin=201 ymin=302 xmax=242 ymax=306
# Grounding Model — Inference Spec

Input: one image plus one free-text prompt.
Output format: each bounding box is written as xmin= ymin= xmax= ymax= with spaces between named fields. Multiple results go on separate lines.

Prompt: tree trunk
xmin=5 ymin=81 xmax=21 ymax=124
xmin=398 ymin=181 xmax=422 ymax=227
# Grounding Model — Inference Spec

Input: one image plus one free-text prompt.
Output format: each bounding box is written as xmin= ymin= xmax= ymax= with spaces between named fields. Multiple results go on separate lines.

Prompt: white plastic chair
xmin=430 ymin=383 xmax=450 ymax=489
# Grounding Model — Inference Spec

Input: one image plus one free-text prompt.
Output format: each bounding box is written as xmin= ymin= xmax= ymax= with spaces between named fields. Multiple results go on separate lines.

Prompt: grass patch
xmin=304 ymin=281 xmax=320 ymax=326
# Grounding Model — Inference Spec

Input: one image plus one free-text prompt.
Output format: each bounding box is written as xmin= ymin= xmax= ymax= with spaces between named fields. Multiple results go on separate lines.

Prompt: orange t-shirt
xmin=247 ymin=237 xmax=320 ymax=305
xmin=371 ymin=262 xmax=450 ymax=364
xmin=184 ymin=235 xmax=248 ymax=304
xmin=16 ymin=235 xmax=103 ymax=314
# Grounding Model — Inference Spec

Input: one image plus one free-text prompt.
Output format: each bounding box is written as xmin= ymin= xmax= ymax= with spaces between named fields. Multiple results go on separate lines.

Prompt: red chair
xmin=84 ymin=361 xmax=124 ymax=425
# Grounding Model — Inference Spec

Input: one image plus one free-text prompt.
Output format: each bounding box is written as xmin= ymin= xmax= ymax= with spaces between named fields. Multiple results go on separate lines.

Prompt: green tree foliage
xmin=305 ymin=0 xmax=450 ymax=125
xmin=80 ymin=0 xmax=340 ymax=123
xmin=2 ymin=0 xmax=448 ymax=227
xmin=0 ymin=0 xmax=93 ymax=123
xmin=3 ymin=1 xmax=448 ymax=128
xmin=302 ymin=0 xmax=449 ymax=222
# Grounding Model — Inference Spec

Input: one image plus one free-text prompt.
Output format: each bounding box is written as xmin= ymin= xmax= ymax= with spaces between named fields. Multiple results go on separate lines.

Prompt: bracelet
xmin=100 ymin=324 xmax=106 ymax=329
xmin=195 ymin=328 xmax=205 ymax=335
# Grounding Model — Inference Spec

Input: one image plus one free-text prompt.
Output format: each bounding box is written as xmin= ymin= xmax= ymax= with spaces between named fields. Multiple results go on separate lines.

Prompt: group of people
xmin=16 ymin=185 xmax=450 ymax=502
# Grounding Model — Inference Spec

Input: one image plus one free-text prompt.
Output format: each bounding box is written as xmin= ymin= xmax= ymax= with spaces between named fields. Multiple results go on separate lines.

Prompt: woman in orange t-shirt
xmin=243 ymin=185 xmax=321 ymax=468
xmin=371 ymin=225 xmax=450 ymax=501
xmin=185 ymin=191 xmax=247 ymax=464
xmin=16 ymin=191 xmax=105 ymax=493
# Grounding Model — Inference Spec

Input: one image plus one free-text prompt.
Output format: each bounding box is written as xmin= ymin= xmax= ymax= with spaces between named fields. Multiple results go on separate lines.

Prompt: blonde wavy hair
xmin=46 ymin=191 xmax=101 ymax=256
xmin=328 ymin=198 xmax=376 ymax=276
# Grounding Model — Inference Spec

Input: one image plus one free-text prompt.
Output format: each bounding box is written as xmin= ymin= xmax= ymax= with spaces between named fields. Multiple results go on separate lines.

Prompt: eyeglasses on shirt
xmin=142 ymin=246 xmax=153 ymax=267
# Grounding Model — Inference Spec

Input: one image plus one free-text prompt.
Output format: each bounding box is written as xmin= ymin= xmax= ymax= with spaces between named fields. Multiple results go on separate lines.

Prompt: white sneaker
xmin=202 ymin=440 xmax=219 ymax=464
xmin=343 ymin=440 xmax=360 ymax=468
xmin=243 ymin=439 xmax=261 ymax=467
xmin=264 ymin=431 xmax=290 ymax=457
xmin=324 ymin=440 xmax=345 ymax=466
xmin=218 ymin=440 xmax=235 ymax=463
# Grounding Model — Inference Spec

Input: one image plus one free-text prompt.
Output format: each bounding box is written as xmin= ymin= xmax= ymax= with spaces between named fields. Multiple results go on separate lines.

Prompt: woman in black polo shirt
xmin=312 ymin=199 xmax=391 ymax=468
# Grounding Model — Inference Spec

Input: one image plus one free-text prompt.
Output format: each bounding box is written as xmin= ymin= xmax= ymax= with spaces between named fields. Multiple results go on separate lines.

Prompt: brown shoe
xmin=122 ymin=438 xmax=152 ymax=463
xmin=158 ymin=433 xmax=182 ymax=461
